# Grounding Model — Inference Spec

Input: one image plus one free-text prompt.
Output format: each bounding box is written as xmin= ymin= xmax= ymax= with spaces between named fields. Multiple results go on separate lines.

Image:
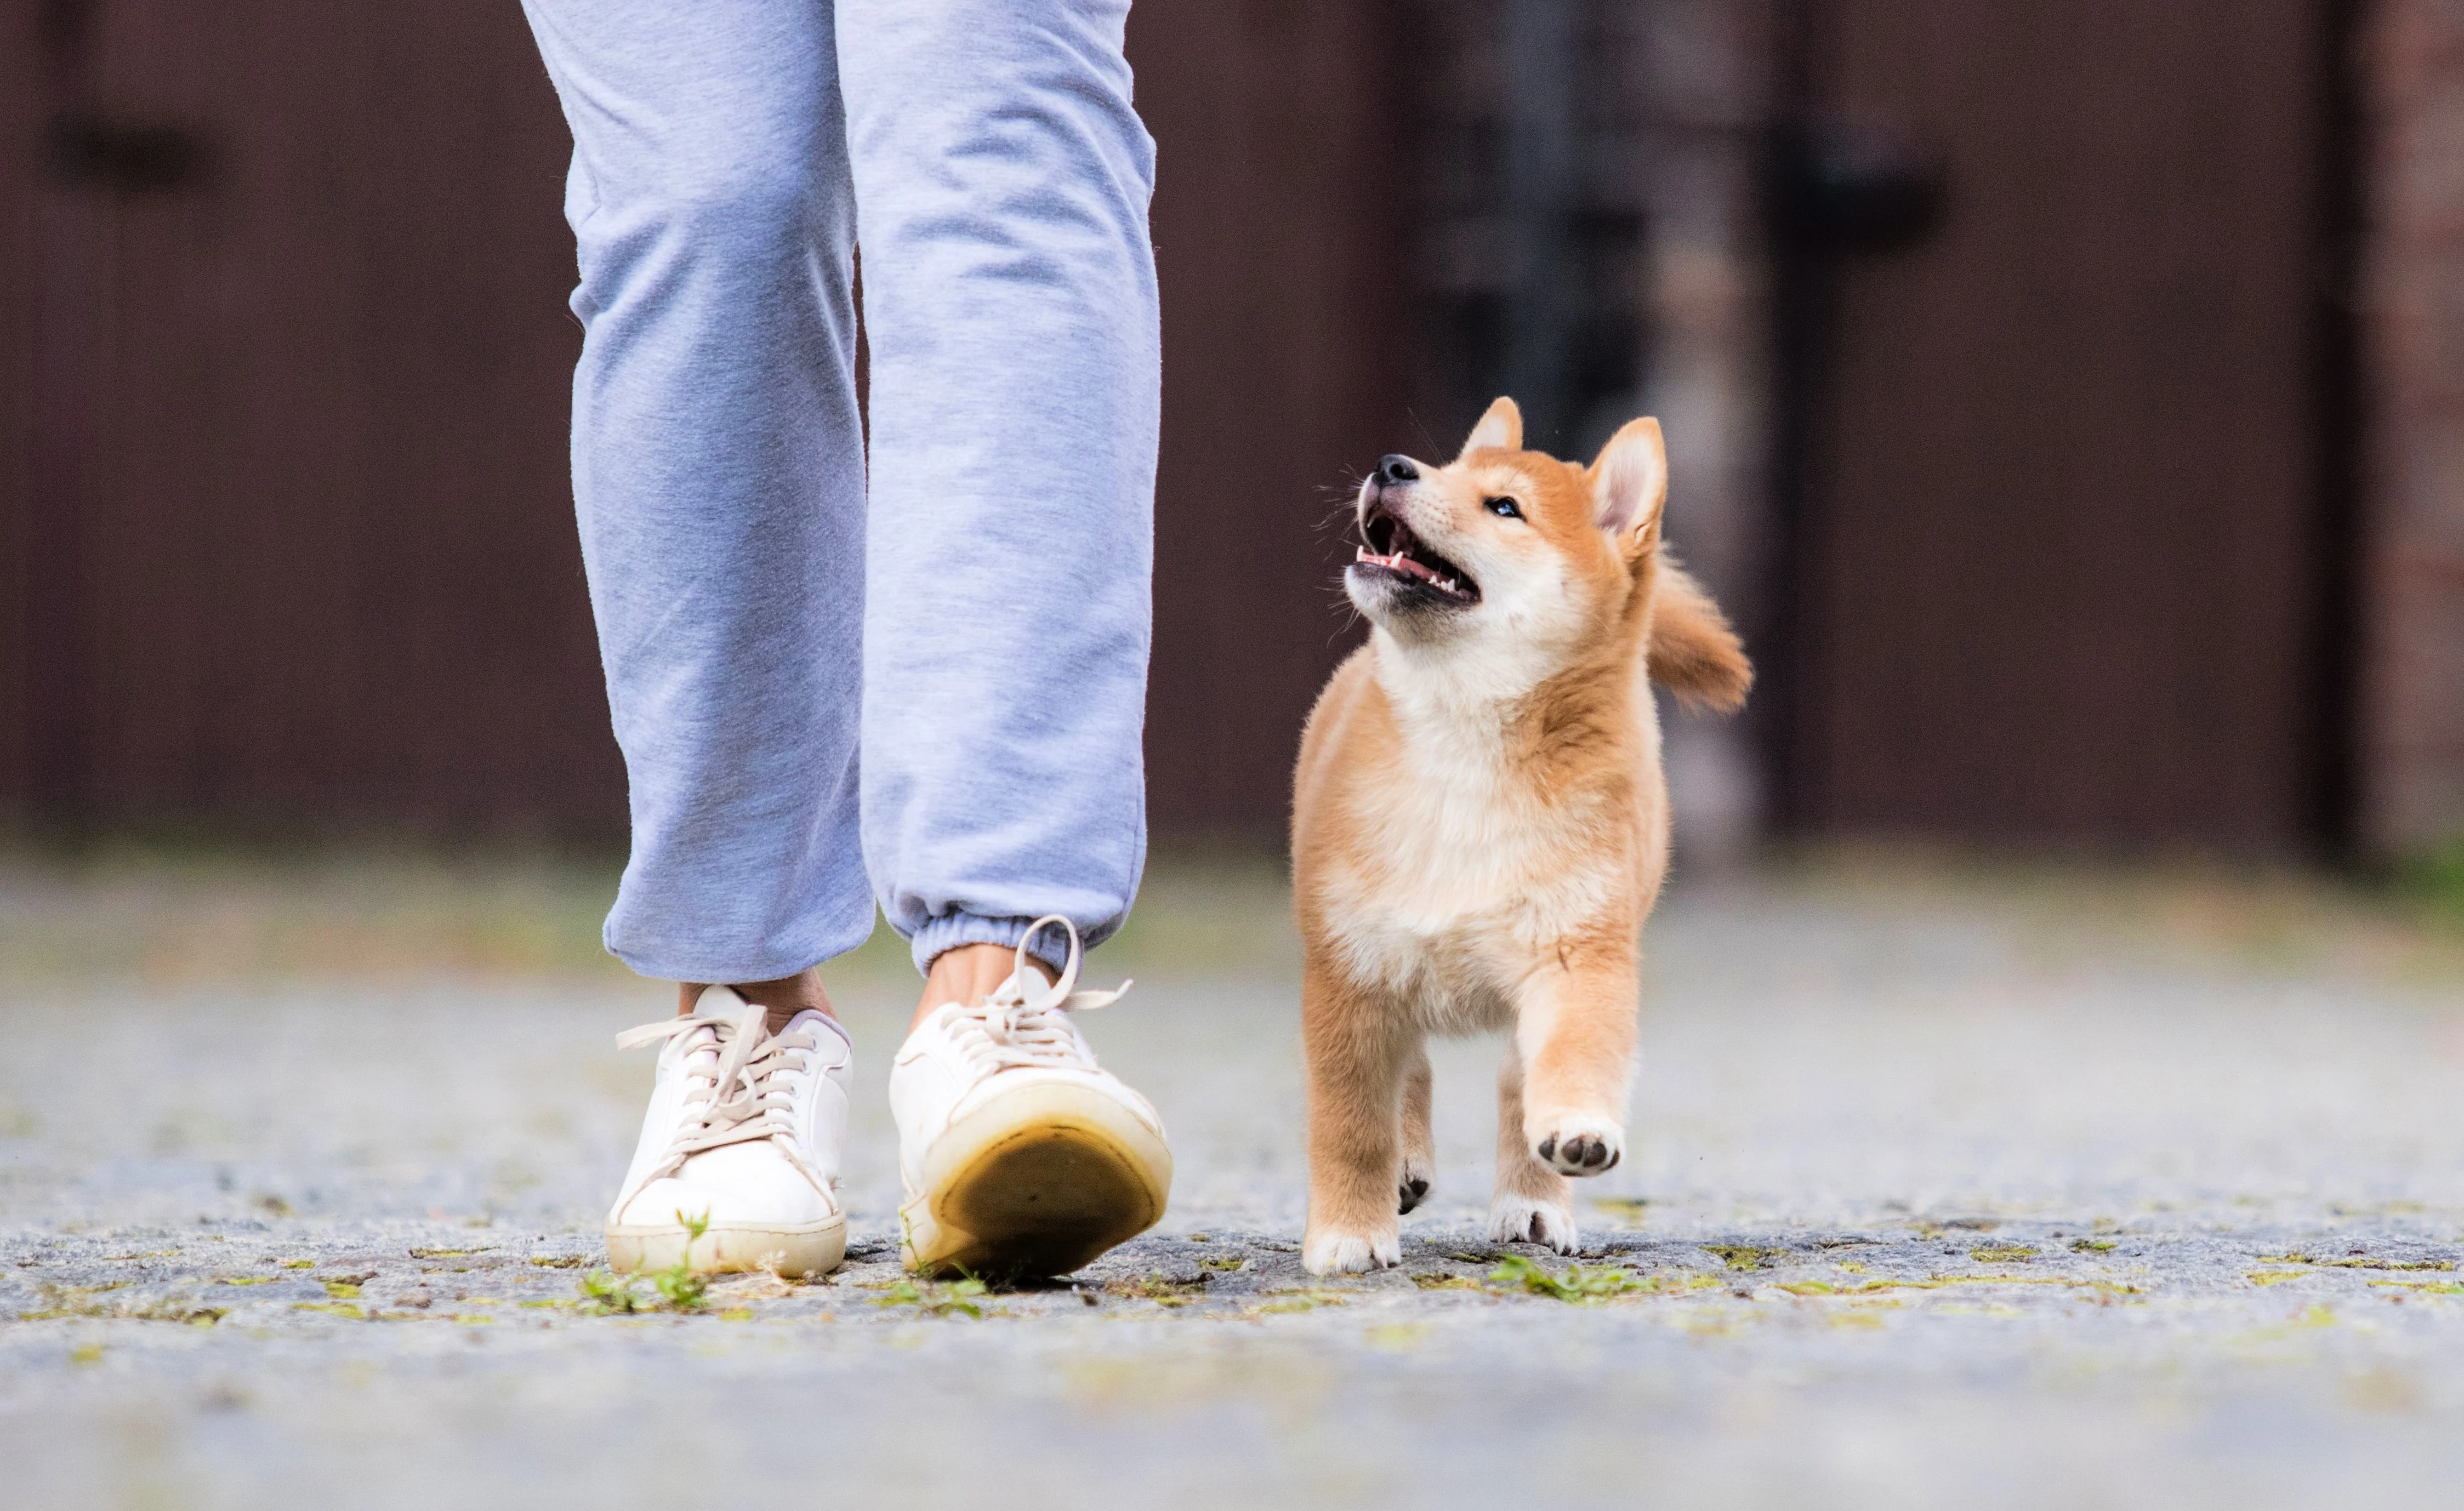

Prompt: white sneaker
xmin=605 ymin=989 xmax=851 ymax=1278
xmin=890 ymin=916 xmax=1172 ymax=1278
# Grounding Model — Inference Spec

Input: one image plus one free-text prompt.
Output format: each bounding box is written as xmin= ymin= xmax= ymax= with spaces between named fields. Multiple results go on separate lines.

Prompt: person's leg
xmin=838 ymin=0 xmax=1159 ymax=993
xmin=839 ymin=0 xmax=1169 ymax=1277
xmin=523 ymin=0 xmax=863 ymax=1275
xmin=523 ymin=0 xmax=870 ymax=1002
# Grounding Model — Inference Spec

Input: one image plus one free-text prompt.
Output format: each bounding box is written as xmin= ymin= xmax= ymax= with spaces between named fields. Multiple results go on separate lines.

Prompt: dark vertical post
xmin=1500 ymin=0 xmax=1578 ymax=448
xmin=23 ymin=0 xmax=100 ymax=826
xmin=2307 ymin=0 xmax=2364 ymax=859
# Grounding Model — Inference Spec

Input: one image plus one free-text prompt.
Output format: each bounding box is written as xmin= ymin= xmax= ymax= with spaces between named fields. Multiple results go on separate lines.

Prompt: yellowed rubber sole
xmin=902 ymin=1084 xmax=1171 ymax=1279
xmin=605 ymin=1214 xmax=845 ymax=1279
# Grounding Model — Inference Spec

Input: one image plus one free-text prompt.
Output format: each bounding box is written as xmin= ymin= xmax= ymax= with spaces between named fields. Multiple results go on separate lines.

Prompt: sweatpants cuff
xmin=910 ymin=913 xmax=1075 ymax=979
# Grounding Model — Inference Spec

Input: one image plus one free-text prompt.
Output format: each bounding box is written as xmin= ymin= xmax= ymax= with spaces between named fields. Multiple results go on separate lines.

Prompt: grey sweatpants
xmin=520 ymin=0 xmax=1158 ymax=980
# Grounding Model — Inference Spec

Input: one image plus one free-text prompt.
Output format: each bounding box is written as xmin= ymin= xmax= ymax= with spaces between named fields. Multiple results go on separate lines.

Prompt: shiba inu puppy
xmin=1291 ymin=398 xmax=1750 ymax=1274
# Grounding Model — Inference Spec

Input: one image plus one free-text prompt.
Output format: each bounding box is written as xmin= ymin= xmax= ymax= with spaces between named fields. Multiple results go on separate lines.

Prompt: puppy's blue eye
xmin=1484 ymin=497 xmax=1522 ymax=520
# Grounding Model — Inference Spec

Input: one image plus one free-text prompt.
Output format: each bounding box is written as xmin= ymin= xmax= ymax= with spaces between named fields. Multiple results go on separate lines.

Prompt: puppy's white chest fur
xmin=1314 ymin=658 xmax=1640 ymax=1035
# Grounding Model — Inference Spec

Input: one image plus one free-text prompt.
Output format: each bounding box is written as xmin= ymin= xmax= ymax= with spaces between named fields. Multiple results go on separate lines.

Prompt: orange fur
xmin=1291 ymin=398 xmax=1750 ymax=1273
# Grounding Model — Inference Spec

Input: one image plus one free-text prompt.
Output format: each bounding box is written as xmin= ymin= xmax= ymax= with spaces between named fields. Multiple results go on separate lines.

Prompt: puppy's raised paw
xmin=1530 ymin=1115 xmax=1624 ymax=1177
xmin=1397 ymin=1156 xmax=1432 ymax=1214
xmin=1304 ymin=1228 xmax=1403 ymax=1276
xmin=1489 ymin=1195 xmax=1579 ymax=1255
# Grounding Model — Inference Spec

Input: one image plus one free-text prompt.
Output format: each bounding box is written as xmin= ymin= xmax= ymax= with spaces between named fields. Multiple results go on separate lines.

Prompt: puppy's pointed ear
xmin=1458 ymin=396 xmax=1523 ymax=457
xmin=1589 ymin=417 xmax=1668 ymax=546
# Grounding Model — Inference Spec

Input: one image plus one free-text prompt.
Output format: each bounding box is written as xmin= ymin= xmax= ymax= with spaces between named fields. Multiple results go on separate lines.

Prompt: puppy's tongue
xmin=1356 ymin=546 xmax=1438 ymax=583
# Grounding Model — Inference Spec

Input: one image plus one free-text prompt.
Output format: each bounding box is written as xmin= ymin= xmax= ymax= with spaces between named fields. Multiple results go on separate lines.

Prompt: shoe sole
xmin=604 ymin=1214 xmax=846 ymax=1279
xmin=902 ymin=1083 xmax=1171 ymax=1279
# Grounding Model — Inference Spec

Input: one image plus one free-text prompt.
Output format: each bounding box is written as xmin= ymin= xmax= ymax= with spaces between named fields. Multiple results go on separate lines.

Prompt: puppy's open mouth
xmin=1354 ymin=503 xmax=1479 ymax=605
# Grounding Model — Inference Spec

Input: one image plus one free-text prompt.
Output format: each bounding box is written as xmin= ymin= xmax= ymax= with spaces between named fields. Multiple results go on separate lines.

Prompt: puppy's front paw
xmin=1529 ymin=1114 xmax=1624 ymax=1177
xmin=1489 ymin=1195 xmax=1579 ymax=1255
xmin=1397 ymin=1155 xmax=1432 ymax=1215
xmin=1304 ymin=1227 xmax=1402 ymax=1276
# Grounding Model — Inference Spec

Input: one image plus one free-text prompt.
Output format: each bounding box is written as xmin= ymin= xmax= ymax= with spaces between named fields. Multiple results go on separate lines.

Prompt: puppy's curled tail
xmin=1647 ymin=562 xmax=1752 ymax=713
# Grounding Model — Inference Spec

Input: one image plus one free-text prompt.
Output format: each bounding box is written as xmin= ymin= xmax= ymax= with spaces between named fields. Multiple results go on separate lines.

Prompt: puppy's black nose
xmin=1375 ymin=454 xmax=1418 ymax=485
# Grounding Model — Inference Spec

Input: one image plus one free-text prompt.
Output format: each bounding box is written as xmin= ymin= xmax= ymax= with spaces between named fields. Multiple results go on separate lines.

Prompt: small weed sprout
xmin=576 ymin=1267 xmax=645 ymax=1315
xmin=873 ymin=1274 xmax=988 ymax=1319
xmin=576 ymin=1211 xmax=714 ymax=1315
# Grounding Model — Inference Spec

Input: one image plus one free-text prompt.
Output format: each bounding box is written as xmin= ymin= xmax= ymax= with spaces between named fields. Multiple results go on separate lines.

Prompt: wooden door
xmin=0 ymin=2 xmax=1403 ymax=838
xmin=1777 ymin=0 xmax=2347 ymax=849
xmin=5 ymin=0 xmax=613 ymax=832
xmin=1132 ymin=2 xmax=1407 ymax=833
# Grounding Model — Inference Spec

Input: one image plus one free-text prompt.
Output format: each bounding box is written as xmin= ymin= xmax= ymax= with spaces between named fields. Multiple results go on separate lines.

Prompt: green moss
xmin=19 ymin=1285 xmax=225 ymax=1325
xmin=1410 ymin=1273 xmax=1481 ymax=1291
xmin=1254 ymin=1288 xmax=1348 ymax=1314
xmin=1490 ymin=1256 xmax=1645 ymax=1303
xmin=1702 ymin=1245 xmax=1785 ymax=1271
xmin=1970 ymin=1245 xmax=2036 ymax=1264
xmin=1102 ymin=1273 xmax=1208 ymax=1306
xmin=872 ymin=1275 xmax=988 ymax=1319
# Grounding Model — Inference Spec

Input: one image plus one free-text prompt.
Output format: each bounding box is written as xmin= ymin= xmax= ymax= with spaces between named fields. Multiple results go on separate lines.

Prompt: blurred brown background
xmin=2 ymin=0 xmax=2459 ymax=864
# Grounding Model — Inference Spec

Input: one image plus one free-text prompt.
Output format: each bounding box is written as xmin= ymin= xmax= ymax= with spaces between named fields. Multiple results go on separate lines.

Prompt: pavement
xmin=5 ymin=849 xmax=2464 ymax=1508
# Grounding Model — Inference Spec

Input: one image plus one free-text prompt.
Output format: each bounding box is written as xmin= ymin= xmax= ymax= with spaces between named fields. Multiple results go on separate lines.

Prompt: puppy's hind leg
xmin=1398 ymin=1041 xmax=1435 ymax=1214
xmin=1302 ymin=966 xmax=1412 ymax=1275
xmin=1490 ymin=1040 xmax=1578 ymax=1254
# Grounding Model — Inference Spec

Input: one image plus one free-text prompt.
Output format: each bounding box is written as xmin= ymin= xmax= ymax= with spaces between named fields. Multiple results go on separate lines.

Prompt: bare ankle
xmin=679 ymin=967 xmax=834 ymax=1036
xmin=912 ymin=942 xmax=1053 ymax=1032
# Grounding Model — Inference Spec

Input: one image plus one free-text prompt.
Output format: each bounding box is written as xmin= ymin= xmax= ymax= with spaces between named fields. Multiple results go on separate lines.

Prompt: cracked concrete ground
xmin=5 ymin=851 xmax=2464 ymax=1508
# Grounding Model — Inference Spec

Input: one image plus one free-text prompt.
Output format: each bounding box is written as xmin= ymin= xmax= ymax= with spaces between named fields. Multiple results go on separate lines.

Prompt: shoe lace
xmin=940 ymin=914 xmax=1130 ymax=1075
xmin=614 ymin=1001 xmax=833 ymax=1195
